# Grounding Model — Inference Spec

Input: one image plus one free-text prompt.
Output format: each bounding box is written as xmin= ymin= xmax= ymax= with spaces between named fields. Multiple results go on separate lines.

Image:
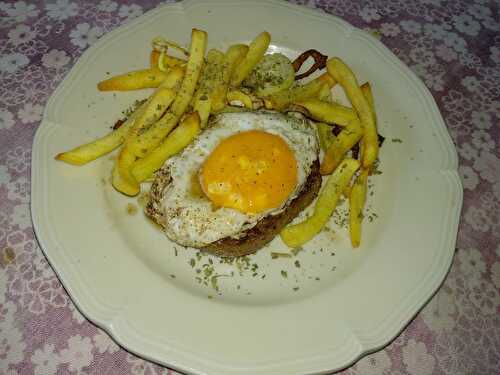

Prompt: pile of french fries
xmin=55 ymin=28 xmax=380 ymax=249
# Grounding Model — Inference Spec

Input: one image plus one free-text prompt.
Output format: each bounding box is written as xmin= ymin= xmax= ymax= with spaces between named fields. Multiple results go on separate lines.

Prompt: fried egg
xmin=159 ymin=110 xmax=319 ymax=247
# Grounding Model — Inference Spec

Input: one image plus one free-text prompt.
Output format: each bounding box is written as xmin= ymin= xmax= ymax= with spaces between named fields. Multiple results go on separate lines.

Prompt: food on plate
xmin=327 ymin=57 xmax=379 ymax=170
xmin=130 ymin=29 xmax=207 ymax=160
xmin=292 ymin=49 xmax=328 ymax=80
xmin=280 ymin=158 xmax=360 ymax=248
xmin=230 ymin=31 xmax=271 ymax=87
xmin=97 ymin=69 xmax=171 ymax=91
xmin=55 ymin=27 xmax=384 ymax=253
xmin=132 ymin=112 xmax=201 ymax=183
xmin=210 ymin=43 xmax=248 ymax=112
xmin=292 ymin=98 xmax=358 ymax=127
xmin=112 ymin=66 xmax=186 ymax=196
xmin=264 ymin=72 xmax=335 ymax=111
xmin=55 ymin=105 xmax=142 ymax=165
xmin=316 ymin=122 xmax=335 ymax=152
xmin=349 ymin=168 xmax=368 ymax=248
xmin=242 ymin=53 xmax=295 ymax=96
xmin=320 ymin=119 xmax=363 ymax=175
xmin=145 ymin=111 xmax=320 ymax=256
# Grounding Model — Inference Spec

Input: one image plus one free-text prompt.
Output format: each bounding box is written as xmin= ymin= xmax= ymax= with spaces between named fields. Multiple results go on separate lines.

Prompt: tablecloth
xmin=0 ymin=0 xmax=499 ymax=374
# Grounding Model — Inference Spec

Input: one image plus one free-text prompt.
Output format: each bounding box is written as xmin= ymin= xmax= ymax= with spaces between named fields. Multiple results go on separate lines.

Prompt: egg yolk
xmin=200 ymin=130 xmax=298 ymax=214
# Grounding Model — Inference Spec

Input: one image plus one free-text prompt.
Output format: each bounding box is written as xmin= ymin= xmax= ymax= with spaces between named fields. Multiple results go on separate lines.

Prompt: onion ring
xmin=292 ymin=49 xmax=328 ymax=80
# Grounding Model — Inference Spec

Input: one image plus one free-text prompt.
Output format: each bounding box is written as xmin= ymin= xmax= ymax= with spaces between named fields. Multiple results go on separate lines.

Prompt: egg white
xmin=158 ymin=110 xmax=319 ymax=247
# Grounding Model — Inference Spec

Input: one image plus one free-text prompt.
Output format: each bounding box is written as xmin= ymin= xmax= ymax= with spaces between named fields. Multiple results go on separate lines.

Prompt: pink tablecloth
xmin=1 ymin=0 xmax=499 ymax=374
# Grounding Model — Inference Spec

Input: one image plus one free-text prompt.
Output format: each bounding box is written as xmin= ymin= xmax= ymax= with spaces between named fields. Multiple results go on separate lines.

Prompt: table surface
xmin=1 ymin=0 xmax=499 ymax=374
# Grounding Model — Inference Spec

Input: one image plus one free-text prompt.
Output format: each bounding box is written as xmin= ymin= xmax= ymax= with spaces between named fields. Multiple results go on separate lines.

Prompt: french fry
xmin=133 ymin=87 xmax=176 ymax=132
xmin=317 ymin=82 xmax=332 ymax=101
xmin=230 ymin=31 xmax=270 ymax=87
xmin=126 ymin=67 xmax=184 ymax=156
xmin=112 ymin=67 xmax=185 ymax=196
xmin=226 ymin=89 xmax=253 ymax=109
xmin=327 ymin=58 xmax=378 ymax=169
xmin=55 ymin=105 xmax=143 ymax=165
xmin=191 ymin=48 xmax=225 ymax=125
xmin=112 ymin=147 xmax=139 ymax=196
xmin=264 ymin=72 xmax=336 ymax=111
xmin=157 ymin=65 xmax=185 ymax=89
xmin=320 ymin=119 xmax=363 ymax=175
xmin=193 ymin=48 xmax=225 ymax=102
xmin=316 ymin=122 xmax=336 ymax=152
xmin=97 ymin=69 xmax=169 ymax=91
xmin=150 ymin=50 xmax=186 ymax=69
xmin=193 ymin=97 xmax=211 ymax=128
xmin=280 ymin=158 xmax=360 ymax=248
xmin=170 ymin=29 xmax=208 ymax=118
xmin=211 ymin=44 xmax=248 ymax=112
xmin=349 ymin=168 xmax=368 ymax=248
xmin=132 ymin=112 xmax=201 ymax=182
xmin=293 ymin=98 xmax=358 ymax=127
xmin=132 ymin=28 xmax=207 ymax=158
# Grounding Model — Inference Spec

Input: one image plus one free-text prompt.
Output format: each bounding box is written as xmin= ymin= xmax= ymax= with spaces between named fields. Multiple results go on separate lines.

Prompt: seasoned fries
xmin=320 ymin=119 xmax=363 ymax=174
xmin=316 ymin=122 xmax=335 ymax=152
xmin=264 ymin=72 xmax=335 ymax=111
xmin=280 ymin=158 xmax=360 ymax=248
xmin=327 ymin=58 xmax=378 ymax=169
xmin=132 ymin=28 xmax=207 ymax=158
xmin=132 ymin=112 xmax=200 ymax=182
xmin=230 ymin=31 xmax=270 ymax=87
xmin=191 ymin=48 xmax=224 ymax=124
xmin=211 ymin=44 xmax=249 ymax=112
xmin=56 ymin=28 xmax=384 ymax=249
xmin=349 ymin=168 xmax=369 ymax=248
xmin=97 ymin=69 xmax=170 ymax=91
xmin=55 ymin=105 xmax=142 ymax=165
xmin=150 ymin=50 xmax=186 ymax=69
xmin=293 ymin=98 xmax=358 ymax=127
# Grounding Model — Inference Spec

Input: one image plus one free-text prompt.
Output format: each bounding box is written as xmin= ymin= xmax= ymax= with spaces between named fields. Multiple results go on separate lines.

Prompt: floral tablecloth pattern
xmin=1 ymin=0 xmax=499 ymax=374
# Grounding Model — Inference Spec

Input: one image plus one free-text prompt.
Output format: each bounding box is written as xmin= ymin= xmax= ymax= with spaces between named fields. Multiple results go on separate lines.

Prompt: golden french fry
xmin=317 ymin=82 xmax=332 ymax=101
xmin=193 ymin=97 xmax=211 ymax=128
xmin=150 ymin=50 xmax=186 ymax=69
xmin=193 ymin=48 xmax=224 ymax=101
xmin=192 ymin=48 xmax=224 ymax=122
xmin=226 ymin=89 xmax=253 ymax=109
xmin=97 ymin=69 xmax=169 ymax=91
xmin=133 ymin=29 xmax=207 ymax=158
xmin=230 ymin=31 xmax=270 ymax=87
xmin=170 ymin=29 xmax=208 ymax=118
xmin=320 ymin=119 xmax=363 ymax=175
xmin=126 ymin=67 xmax=184 ymax=156
xmin=327 ymin=58 xmax=378 ymax=169
xmin=133 ymin=87 xmax=176 ymax=132
xmin=112 ymin=67 xmax=185 ymax=195
xmin=54 ymin=106 xmax=143 ymax=165
xmin=360 ymin=82 xmax=377 ymax=166
xmin=132 ymin=113 xmax=201 ymax=182
xmin=157 ymin=65 xmax=185 ymax=89
xmin=150 ymin=50 xmax=160 ymax=68
xmin=280 ymin=158 xmax=360 ymax=248
xmin=264 ymin=72 xmax=336 ymax=111
xmin=112 ymin=147 xmax=139 ymax=196
xmin=360 ymin=82 xmax=375 ymax=111
xmin=211 ymin=44 xmax=248 ymax=112
xmin=293 ymin=98 xmax=358 ymax=127
xmin=316 ymin=122 xmax=336 ymax=152
xmin=349 ymin=168 xmax=369 ymax=248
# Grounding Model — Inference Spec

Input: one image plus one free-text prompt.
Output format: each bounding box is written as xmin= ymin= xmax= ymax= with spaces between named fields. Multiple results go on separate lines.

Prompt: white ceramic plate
xmin=32 ymin=1 xmax=462 ymax=374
